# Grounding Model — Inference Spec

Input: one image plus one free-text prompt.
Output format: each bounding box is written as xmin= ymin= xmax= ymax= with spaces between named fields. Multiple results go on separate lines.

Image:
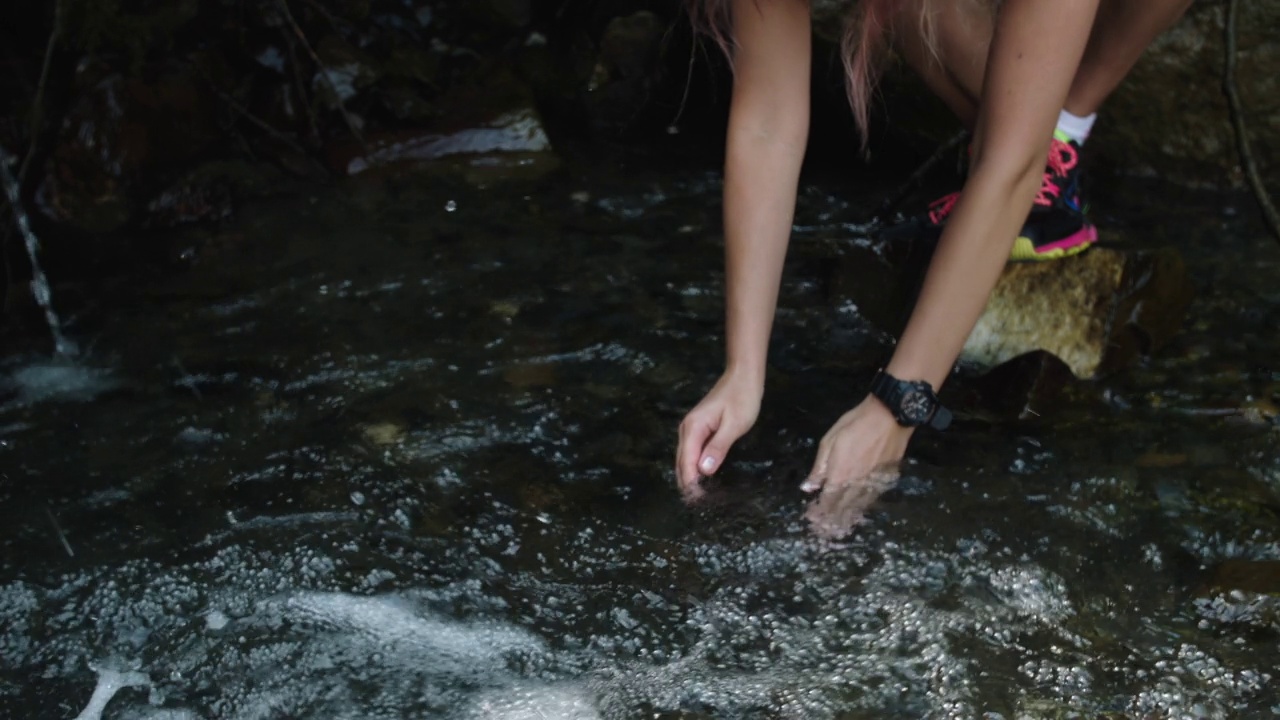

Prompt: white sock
xmin=1056 ymin=109 xmax=1097 ymax=145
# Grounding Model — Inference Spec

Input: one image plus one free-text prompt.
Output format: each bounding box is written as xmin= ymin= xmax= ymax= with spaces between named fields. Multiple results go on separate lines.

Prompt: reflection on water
xmin=0 ymin=163 xmax=1278 ymax=719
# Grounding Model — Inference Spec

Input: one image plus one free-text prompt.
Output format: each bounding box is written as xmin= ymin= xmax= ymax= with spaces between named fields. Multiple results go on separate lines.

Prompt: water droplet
xmin=445 ymin=200 xmax=457 ymax=212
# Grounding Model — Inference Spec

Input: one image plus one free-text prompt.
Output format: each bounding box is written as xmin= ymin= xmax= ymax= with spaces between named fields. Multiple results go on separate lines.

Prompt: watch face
xmin=900 ymin=389 xmax=932 ymax=424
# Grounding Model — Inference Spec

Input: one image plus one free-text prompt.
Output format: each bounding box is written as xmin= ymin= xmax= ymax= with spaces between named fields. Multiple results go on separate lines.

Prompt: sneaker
xmin=911 ymin=130 xmax=1098 ymax=262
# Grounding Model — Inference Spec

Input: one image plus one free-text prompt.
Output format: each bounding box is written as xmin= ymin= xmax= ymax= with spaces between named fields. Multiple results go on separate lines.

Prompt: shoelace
xmin=928 ymin=138 xmax=1081 ymax=223
xmin=927 ymin=192 xmax=959 ymax=225
xmin=1034 ymin=139 xmax=1079 ymax=206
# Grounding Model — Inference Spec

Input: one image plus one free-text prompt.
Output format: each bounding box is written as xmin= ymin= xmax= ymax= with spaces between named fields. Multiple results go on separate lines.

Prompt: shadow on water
xmin=1 ymin=156 xmax=1279 ymax=719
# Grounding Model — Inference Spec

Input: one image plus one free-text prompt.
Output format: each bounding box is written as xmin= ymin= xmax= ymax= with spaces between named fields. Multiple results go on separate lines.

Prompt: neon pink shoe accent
xmin=927 ymin=192 xmax=960 ymax=225
xmin=1034 ymin=139 xmax=1080 ymax=207
xmin=1031 ymin=223 xmax=1099 ymax=254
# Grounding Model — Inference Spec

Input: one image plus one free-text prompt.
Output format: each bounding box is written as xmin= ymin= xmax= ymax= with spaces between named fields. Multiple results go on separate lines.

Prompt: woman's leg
xmin=890 ymin=0 xmax=1195 ymax=127
xmin=889 ymin=0 xmax=992 ymax=129
xmin=1065 ymin=0 xmax=1195 ymax=116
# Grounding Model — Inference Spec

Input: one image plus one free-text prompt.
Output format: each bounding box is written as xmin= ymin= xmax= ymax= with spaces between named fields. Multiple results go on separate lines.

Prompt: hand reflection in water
xmin=802 ymin=463 xmax=901 ymax=540
xmin=799 ymin=397 xmax=911 ymax=540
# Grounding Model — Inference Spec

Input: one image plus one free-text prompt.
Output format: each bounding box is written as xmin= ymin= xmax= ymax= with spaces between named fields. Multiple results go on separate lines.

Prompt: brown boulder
xmin=832 ymin=243 xmax=1194 ymax=380
xmin=961 ymin=247 xmax=1194 ymax=378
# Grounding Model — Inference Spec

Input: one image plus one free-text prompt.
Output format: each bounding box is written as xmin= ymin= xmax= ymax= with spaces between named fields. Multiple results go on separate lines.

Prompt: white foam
xmin=4 ymin=361 xmax=116 ymax=406
xmin=278 ymin=591 xmax=548 ymax=675
xmin=72 ymin=664 xmax=149 ymax=720
xmin=463 ymin=682 xmax=600 ymax=720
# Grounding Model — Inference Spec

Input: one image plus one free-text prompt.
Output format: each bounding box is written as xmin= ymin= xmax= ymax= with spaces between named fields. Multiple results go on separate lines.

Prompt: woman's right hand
xmin=675 ymin=371 xmax=764 ymax=501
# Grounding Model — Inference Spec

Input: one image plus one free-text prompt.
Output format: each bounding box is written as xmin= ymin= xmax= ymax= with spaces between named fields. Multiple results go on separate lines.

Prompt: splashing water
xmin=0 ymin=164 xmax=1277 ymax=719
xmin=0 ymin=147 xmax=77 ymax=357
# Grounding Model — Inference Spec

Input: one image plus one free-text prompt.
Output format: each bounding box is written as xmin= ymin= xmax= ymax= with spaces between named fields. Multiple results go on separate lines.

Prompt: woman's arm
xmin=804 ymin=0 xmax=1103 ymax=536
xmin=675 ymin=0 xmax=812 ymax=495
xmin=720 ymin=0 xmax=812 ymax=383
xmin=887 ymin=0 xmax=1103 ymax=388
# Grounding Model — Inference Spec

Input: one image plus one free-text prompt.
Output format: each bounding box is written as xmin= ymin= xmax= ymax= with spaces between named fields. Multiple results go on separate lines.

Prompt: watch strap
xmin=869 ymin=369 xmax=951 ymax=430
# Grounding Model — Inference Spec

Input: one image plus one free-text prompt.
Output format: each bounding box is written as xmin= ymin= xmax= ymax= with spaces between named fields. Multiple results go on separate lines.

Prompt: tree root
xmin=1224 ymin=0 xmax=1280 ymax=242
xmin=277 ymin=0 xmax=367 ymax=149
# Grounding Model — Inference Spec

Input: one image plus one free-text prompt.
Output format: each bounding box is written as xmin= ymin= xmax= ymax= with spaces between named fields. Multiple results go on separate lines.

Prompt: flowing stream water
xmin=0 ymin=157 xmax=1278 ymax=720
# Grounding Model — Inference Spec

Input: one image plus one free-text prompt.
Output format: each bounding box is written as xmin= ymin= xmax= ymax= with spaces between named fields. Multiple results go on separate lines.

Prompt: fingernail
xmin=801 ymin=478 xmax=819 ymax=492
xmin=699 ymin=456 xmax=716 ymax=473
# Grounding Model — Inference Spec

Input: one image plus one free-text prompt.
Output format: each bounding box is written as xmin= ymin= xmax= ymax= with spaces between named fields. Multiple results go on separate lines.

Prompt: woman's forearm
xmin=721 ymin=111 xmax=809 ymax=382
xmin=718 ymin=0 xmax=813 ymax=384
xmin=886 ymin=154 xmax=1046 ymax=389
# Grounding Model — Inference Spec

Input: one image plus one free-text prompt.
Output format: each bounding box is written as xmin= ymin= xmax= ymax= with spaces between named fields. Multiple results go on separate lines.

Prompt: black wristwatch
xmin=868 ymin=369 xmax=952 ymax=430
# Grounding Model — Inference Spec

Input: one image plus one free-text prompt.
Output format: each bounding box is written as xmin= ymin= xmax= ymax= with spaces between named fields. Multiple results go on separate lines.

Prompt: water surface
xmin=1 ymin=160 xmax=1278 ymax=719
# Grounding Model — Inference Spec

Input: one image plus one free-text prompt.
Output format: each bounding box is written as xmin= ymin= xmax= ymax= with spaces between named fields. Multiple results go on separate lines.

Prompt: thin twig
xmin=282 ymin=28 xmax=322 ymax=144
xmin=277 ymin=0 xmax=367 ymax=147
xmin=301 ymin=0 xmax=354 ymax=36
xmin=1223 ymin=0 xmax=1280 ymax=242
xmin=195 ymin=67 xmax=310 ymax=157
xmin=44 ymin=505 xmax=75 ymax=558
xmin=875 ymin=129 xmax=970 ymax=222
xmin=18 ymin=0 xmax=65 ymax=187
xmin=668 ymin=22 xmax=699 ymax=130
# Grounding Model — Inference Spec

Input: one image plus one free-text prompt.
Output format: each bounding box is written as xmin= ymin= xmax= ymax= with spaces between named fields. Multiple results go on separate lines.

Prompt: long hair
xmin=686 ymin=0 xmax=925 ymax=150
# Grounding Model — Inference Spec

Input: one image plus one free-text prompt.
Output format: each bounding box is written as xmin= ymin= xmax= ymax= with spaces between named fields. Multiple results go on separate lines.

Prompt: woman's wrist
xmin=723 ymin=359 xmax=766 ymax=390
xmin=860 ymin=393 xmax=917 ymax=437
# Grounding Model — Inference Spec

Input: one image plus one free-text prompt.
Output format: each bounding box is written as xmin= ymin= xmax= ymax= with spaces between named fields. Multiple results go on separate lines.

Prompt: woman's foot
xmin=907 ymin=132 xmax=1098 ymax=262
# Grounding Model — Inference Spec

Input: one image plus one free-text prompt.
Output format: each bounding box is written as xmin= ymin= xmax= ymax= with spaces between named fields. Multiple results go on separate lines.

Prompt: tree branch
xmin=1223 ymin=0 xmax=1280 ymax=242
xmin=276 ymin=0 xmax=367 ymax=148
xmin=18 ymin=0 xmax=65 ymax=188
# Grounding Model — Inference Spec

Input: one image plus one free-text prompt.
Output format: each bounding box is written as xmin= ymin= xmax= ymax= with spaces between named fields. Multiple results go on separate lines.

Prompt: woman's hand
xmin=675 ymin=371 xmax=764 ymax=502
xmin=801 ymin=396 xmax=913 ymax=539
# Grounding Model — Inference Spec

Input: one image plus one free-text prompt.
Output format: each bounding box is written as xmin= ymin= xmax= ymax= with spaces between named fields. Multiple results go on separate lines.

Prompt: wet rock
xmin=503 ymin=362 xmax=558 ymax=389
xmin=584 ymin=11 xmax=667 ymax=137
xmin=144 ymin=181 xmax=232 ymax=229
xmin=38 ymin=64 xmax=218 ymax=234
xmin=334 ymin=107 xmax=554 ymax=178
xmin=961 ymin=247 xmax=1194 ymax=379
xmin=1136 ymin=451 xmax=1190 ymax=469
xmin=144 ymin=160 xmax=293 ymax=263
xmin=954 ymin=350 xmax=1076 ymax=422
xmin=312 ymin=34 xmax=379 ymax=114
xmin=362 ymin=421 xmax=406 ymax=447
xmin=330 ymin=67 xmax=556 ymax=179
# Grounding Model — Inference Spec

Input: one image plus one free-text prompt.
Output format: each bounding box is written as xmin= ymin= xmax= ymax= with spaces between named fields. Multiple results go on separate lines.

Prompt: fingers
xmin=677 ymin=409 xmax=750 ymax=502
xmin=676 ymin=416 xmax=715 ymax=500
xmin=675 ymin=420 xmax=706 ymax=499
xmin=699 ymin=424 xmax=737 ymax=477
xmin=802 ymin=429 xmax=836 ymax=493
xmin=806 ymin=459 xmax=902 ymax=539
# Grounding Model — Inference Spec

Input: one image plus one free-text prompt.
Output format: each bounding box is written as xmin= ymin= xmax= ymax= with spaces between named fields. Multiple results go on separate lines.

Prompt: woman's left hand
xmin=801 ymin=396 xmax=914 ymax=539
